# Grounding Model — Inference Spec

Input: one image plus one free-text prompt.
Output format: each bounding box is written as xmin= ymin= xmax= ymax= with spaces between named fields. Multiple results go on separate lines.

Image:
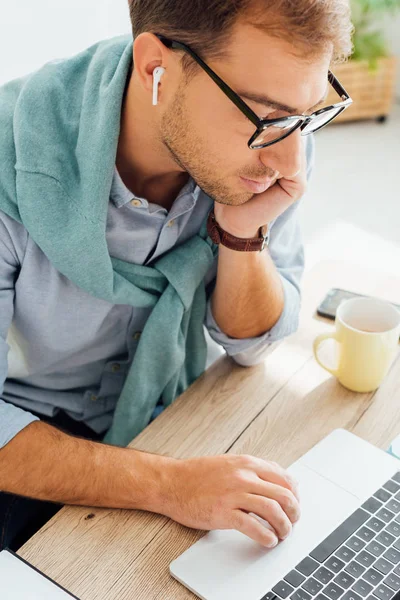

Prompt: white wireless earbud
xmin=152 ymin=66 xmax=165 ymax=106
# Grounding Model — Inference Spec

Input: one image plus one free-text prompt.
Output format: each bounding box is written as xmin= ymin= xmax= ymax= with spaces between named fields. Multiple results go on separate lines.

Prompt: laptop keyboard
xmin=261 ymin=472 xmax=400 ymax=600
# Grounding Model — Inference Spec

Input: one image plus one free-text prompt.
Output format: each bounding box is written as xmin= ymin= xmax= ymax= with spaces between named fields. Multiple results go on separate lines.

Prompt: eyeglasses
xmin=156 ymin=34 xmax=353 ymax=149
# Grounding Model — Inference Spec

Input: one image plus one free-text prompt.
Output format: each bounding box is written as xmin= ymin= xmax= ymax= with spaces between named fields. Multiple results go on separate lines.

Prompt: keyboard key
xmin=373 ymin=583 xmax=395 ymax=600
xmin=324 ymin=583 xmax=345 ymax=600
xmin=363 ymin=568 xmax=384 ymax=585
xmin=356 ymin=551 xmax=376 ymax=567
xmin=367 ymin=517 xmax=386 ymax=533
xmin=374 ymin=558 xmax=394 ymax=575
xmin=357 ymin=527 xmax=376 ymax=543
xmin=261 ymin=594 xmax=277 ymax=600
xmin=384 ymin=573 xmax=400 ymax=592
xmin=303 ymin=578 xmax=324 ymax=595
xmin=374 ymin=489 xmax=392 ymax=503
xmin=325 ymin=557 xmax=345 ymax=574
xmin=383 ymin=548 xmax=400 ymax=564
xmin=315 ymin=595 xmax=330 ymax=600
xmin=337 ymin=547 xmax=356 ymax=563
xmin=366 ymin=541 xmax=386 ymax=557
xmin=291 ymin=589 xmax=312 ymax=600
xmin=345 ymin=561 xmax=366 ymax=577
xmin=393 ymin=539 xmax=400 ymax=551
xmin=387 ymin=522 xmax=400 ymax=537
xmin=310 ymin=510 xmax=370 ymax=563
xmin=386 ymin=500 xmax=400 ymax=514
xmin=377 ymin=509 xmax=395 ymax=524
xmin=363 ymin=497 xmax=383 ymax=514
xmin=273 ymin=581 xmax=295 ymax=598
xmin=297 ymin=557 xmax=319 ymax=576
xmin=352 ymin=580 xmax=373 ymax=597
xmin=285 ymin=571 xmax=306 ymax=587
xmin=341 ymin=591 xmax=362 ymax=600
xmin=394 ymin=564 xmax=400 ymax=576
xmin=383 ymin=480 xmax=400 ymax=495
xmin=314 ymin=567 xmax=335 ymax=585
xmin=376 ymin=532 xmax=396 ymax=547
xmin=334 ymin=572 xmax=355 ymax=589
xmin=392 ymin=473 xmax=400 ymax=485
xmin=348 ymin=537 xmax=367 ymax=552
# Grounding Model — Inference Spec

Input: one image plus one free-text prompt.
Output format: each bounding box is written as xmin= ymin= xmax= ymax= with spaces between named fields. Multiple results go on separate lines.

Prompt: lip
xmin=240 ymin=176 xmax=274 ymax=193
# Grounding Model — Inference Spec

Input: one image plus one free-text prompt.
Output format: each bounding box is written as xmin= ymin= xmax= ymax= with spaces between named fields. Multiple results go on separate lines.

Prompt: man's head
xmin=127 ymin=0 xmax=353 ymax=205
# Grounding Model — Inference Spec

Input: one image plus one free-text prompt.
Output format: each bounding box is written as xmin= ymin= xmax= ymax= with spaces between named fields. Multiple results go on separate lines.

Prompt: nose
xmin=259 ymin=128 xmax=302 ymax=180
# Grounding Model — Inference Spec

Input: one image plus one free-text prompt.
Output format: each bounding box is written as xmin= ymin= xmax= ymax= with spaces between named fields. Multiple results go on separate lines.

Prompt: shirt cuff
xmin=0 ymin=399 xmax=40 ymax=449
xmin=205 ymin=275 xmax=300 ymax=367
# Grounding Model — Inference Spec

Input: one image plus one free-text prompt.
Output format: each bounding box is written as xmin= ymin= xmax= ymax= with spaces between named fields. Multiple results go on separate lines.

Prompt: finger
xmin=249 ymin=480 xmax=300 ymax=524
xmin=231 ymin=509 xmax=279 ymax=548
xmin=247 ymin=185 xmax=294 ymax=221
xmin=254 ymin=458 xmax=300 ymax=502
xmin=241 ymin=494 xmax=292 ymax=540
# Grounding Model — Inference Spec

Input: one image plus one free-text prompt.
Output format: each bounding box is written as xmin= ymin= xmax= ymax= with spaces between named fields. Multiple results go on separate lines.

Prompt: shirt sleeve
xmin=205 ymin=134 xmax=315 ymax=367
xmin=0 ymin=216 xmax=39 ymax=449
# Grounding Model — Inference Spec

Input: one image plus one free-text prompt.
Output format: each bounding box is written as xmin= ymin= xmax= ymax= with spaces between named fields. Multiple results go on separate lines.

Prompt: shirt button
xmin=132 ymin=332 xmax=142 ymax=341
xmin=111 ymin=363 xmax=121 ymax=372
xmin=90 ymin=394 xmax=98 ymax=402
xmin=167 ymin=219 xmax=175 ymax=227
xmin=131 ymin=199 xmax=142 ymax=207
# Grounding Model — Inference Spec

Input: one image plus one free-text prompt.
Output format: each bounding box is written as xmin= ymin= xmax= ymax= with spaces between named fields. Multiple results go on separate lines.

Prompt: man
xmin=0 ymin=0 xmax=352 ymax=552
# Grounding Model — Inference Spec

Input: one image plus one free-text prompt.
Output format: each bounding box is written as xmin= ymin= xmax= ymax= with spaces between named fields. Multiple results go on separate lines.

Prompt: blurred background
xmin=1 ymin=0 xmax=399 ymax=277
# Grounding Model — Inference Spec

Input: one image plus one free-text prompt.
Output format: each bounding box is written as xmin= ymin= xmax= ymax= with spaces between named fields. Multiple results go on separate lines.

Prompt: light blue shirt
xmin=0 ymin=138 xmax=313 ymax=449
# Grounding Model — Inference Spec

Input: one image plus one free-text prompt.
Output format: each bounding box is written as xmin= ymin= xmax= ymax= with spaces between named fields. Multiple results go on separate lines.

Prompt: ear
xmin=133 ymin=32 xmax=168 ymax=98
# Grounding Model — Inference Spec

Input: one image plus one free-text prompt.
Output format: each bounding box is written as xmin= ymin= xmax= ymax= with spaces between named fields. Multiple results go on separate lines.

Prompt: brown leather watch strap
xmin=206 ymin=209 xmax=269 ymax=252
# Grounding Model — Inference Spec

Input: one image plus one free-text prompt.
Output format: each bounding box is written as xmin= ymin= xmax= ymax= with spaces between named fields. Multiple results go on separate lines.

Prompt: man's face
xmin=159 ymin=20 xmax=331 ymax=206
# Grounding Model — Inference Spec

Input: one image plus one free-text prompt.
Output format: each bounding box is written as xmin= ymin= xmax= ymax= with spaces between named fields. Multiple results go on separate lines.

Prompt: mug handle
xmin=313 ymin=332 xmax=340 ymax=377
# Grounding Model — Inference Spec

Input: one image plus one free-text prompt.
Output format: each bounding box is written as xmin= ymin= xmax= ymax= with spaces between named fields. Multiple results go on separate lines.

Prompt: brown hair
xmin=128 ymin=0 xmax=353 ymax=76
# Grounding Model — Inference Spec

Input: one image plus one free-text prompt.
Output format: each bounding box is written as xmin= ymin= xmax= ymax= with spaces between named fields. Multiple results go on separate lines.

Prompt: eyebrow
xmin=237 ymin=86 xmax=329 ymax=115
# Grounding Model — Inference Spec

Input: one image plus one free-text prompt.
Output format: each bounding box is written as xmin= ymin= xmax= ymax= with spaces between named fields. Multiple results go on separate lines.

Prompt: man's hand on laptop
xmin=160 ymin=454 xmax=300 ymax=548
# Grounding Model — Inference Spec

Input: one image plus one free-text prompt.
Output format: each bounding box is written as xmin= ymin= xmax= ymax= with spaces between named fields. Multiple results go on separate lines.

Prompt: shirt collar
xmin=110 ymin=167 xmax=201 ymax=215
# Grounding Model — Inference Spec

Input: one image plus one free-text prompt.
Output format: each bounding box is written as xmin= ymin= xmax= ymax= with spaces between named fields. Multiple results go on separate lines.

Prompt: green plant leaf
xmin=350 ymin=0 xmax=400 ymax=63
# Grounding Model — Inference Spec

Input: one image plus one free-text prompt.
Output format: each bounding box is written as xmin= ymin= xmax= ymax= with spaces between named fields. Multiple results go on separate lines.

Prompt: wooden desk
xmin=18 ymin=260 xmax=400 ymax=600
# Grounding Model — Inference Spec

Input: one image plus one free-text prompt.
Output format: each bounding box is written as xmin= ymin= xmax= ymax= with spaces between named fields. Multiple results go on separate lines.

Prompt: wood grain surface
xmin=18 ymin=260 xmax=400 ymax=599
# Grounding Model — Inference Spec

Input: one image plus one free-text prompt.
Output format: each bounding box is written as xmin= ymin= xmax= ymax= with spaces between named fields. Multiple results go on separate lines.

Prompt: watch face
xmin=206 ymin=211 xmax=221 ymax=244
xmin=260 ymin=224 xmax=269 ymax=250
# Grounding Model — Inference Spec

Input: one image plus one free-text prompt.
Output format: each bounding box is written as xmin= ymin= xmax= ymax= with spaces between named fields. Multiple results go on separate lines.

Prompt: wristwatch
xmin=206 ymin=209 xmax=269 ymax=252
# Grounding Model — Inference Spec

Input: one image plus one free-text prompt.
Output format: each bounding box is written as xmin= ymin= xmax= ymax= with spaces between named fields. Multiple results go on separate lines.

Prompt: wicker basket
xmin=326 ymin=56 xmax=397 ymax=123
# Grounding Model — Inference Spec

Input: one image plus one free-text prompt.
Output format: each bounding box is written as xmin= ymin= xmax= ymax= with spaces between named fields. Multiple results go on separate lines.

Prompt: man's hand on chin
xmin=213 ymin=145 xmax=307 ymax=238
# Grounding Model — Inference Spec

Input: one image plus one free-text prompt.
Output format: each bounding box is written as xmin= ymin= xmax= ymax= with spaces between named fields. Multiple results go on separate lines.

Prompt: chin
xmin=213 ymin=192 xmax=254 ymax=206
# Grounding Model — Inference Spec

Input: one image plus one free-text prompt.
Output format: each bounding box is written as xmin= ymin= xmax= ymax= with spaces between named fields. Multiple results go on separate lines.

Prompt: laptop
xmin=0 ymin=548 xmax=79 ymax=599
xmin=170 ymin=428 xmax=400 ymax=600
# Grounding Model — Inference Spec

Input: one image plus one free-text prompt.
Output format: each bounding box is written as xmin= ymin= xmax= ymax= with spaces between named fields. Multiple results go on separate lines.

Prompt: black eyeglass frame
xmin=156 ymin=34 xmax=353 ymax=149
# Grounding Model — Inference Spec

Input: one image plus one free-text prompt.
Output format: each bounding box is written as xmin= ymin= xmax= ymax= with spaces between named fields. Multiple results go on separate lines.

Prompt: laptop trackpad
xmin=170 ymin=462 xmax=361 ymax=600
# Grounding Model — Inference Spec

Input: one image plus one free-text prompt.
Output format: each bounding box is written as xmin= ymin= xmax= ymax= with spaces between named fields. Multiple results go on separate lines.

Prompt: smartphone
xmin=317 ymin=287 xmax=400 ymax=321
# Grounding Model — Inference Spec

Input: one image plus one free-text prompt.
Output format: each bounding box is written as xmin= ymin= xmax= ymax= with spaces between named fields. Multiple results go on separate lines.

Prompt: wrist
xmin=207 ymin=210 xmax=269 ymax=253
xmin=214 ymin=218 xmax=260 ymax=239
xmin=213 ymin=205 xmax=267 ymax=239
xmin=126 ymin=449 xmax=178 ymax=514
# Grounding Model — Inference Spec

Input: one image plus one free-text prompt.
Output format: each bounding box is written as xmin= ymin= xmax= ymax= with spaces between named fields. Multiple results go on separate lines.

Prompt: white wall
xmin=384 ymin=14 xmax=400 ymax=99
xmin=1 ymin=2 xmax=399 ymax=93
xmin=0 ymin=0 xmax=131 ymax=86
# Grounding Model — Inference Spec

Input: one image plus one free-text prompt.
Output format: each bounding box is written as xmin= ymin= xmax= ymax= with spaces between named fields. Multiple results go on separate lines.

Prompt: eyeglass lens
xmin=250 ymin=105 xmax=344 ymax=148
xmin=301 ymin=106 xmax=344 ymax=134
